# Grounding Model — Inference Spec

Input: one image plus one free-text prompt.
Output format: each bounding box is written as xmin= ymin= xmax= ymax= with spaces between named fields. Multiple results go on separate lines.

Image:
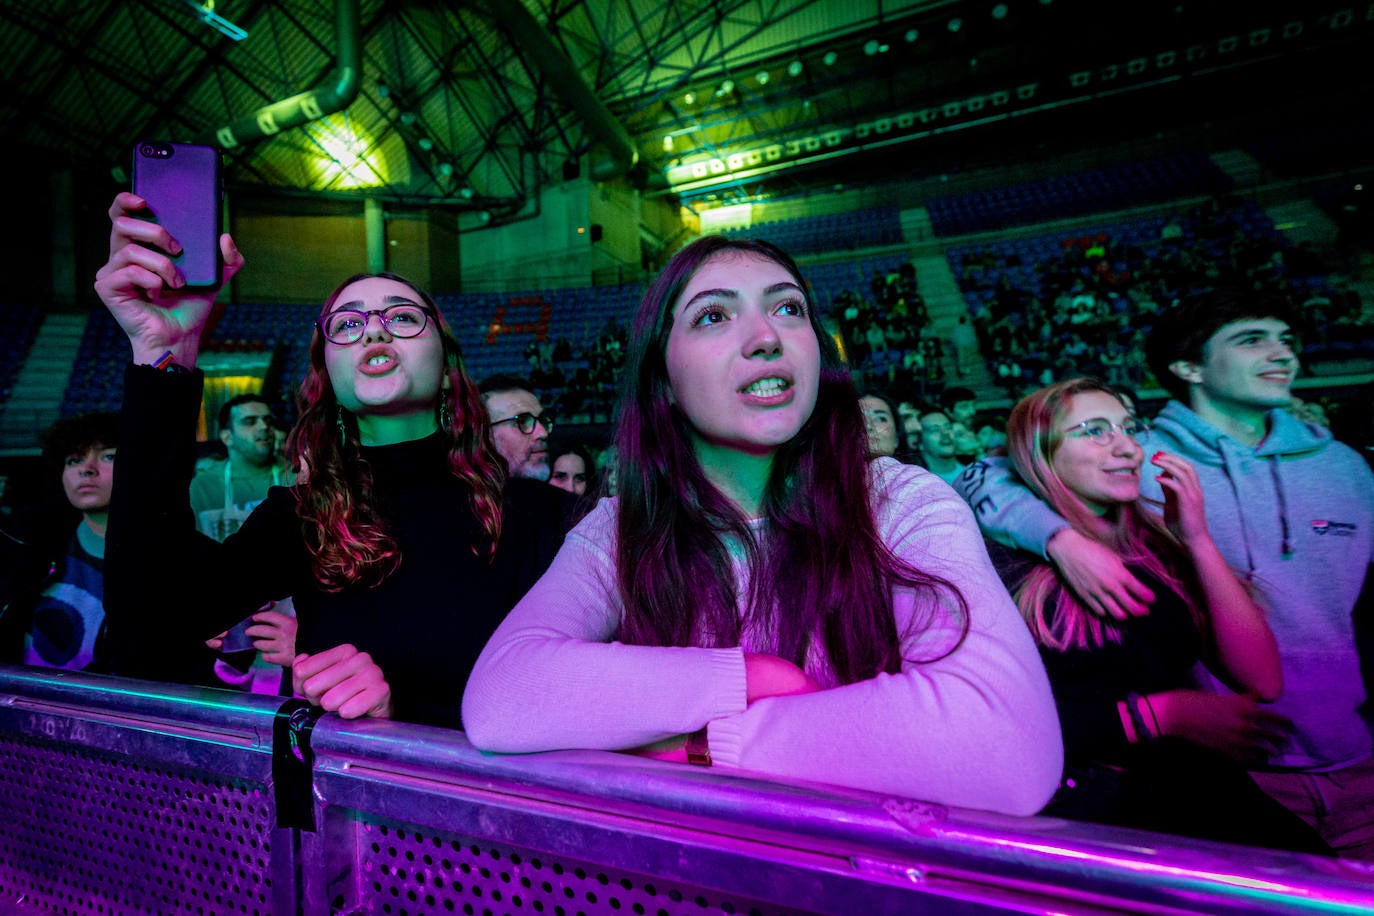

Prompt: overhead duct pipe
xmin=478 ymin=0 xmax=638 ymax=182
xmin=199 ymin=0 xmax=362 ymax=150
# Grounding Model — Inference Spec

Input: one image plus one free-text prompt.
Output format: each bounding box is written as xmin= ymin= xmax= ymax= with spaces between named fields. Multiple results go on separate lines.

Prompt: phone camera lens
xmin=139 ymin=144 xmax=155 ymax=157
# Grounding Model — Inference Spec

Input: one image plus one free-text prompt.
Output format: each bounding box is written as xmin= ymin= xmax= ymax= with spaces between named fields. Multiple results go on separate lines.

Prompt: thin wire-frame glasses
xmin=1063 ymin=418 xmax=1151 ymax=446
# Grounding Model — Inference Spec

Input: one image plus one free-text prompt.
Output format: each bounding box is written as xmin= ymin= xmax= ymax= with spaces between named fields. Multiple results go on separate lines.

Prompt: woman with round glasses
xmin=997 ymin=377 xmax=1327 ymax=851
xmin=92 ymin=192 xmax=569 ymax=727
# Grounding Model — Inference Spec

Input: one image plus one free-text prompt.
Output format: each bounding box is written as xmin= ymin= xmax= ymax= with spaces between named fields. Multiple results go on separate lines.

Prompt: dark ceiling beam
xmin=444 ymin=8 xmax=541 ymax=194
xmin=384 ymin=8 xmax=497 ymax=195
xmin=477 ymin=0 xmax=637 ymax=181
xmin=609 ymin=0 xmax=827 ymax=116
xmin=0 ymin=2 xmax=167 ymax=144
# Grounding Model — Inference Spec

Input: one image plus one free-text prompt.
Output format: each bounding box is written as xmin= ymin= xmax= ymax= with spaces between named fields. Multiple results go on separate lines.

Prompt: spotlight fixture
xmin=786 ymin=59 xmax=804 ymax=77
xmin=864 ymin=39 xmax=881 ymax=56
xmin=756 ymin=70 xmax=769 ymax=85
xmin=905 ymin=29 xmax=920 ymax=42
xmin=823 ymin=51 xmax=838 ymax=66
xmin=948 ymin=17 xmax=963 ymax=32
xmin=438 ymin=162 xmax=453 ymax=176
xmin=684 ymin=91 xmax=696 ymax=105
xmin=992 ymin=4 xmax=1009 ymax=19
xmin=663 ymin=135 xmax=674 ymax=151
xmin=715 ymin=79 xmax=735 ymax=97
xmin=179 ymin=0 xmax=247 ymax=41
xmin=417 ymin=137 xmax=433 ymax=151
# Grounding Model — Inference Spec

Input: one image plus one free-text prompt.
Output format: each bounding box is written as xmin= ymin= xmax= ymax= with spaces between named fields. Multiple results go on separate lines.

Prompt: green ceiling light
xmin=756 ymin=70 xmax=770 ymax=85
xmin=684 ymin=91 xmax=696 ymax=105
xmin=310 ymin=117 xmax=386 ymax=190
xmin=787 ymin=59 xmax=804 ymax=78
xmin=180 ymin=0 xmax=247 ymax=41
xmin=823 ymin=51 xmax=838 ymax=66
xmin=663 ymin=135 xmax=674 ymax=151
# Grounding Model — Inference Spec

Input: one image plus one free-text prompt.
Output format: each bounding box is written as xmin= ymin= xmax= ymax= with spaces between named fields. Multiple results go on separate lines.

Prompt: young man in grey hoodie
xmin=957 ymin=287 xmax=1374 ymax=858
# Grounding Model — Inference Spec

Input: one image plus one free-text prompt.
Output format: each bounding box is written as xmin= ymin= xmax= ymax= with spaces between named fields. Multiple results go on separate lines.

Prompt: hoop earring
xmin=336 ymin=406 xmax=347 ymax=445
xmin=438 ymin=397 xmax=453 ymax=431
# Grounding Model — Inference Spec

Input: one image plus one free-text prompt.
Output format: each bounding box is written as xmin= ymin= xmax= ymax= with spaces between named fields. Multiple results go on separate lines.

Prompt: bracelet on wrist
xmin=1125 ymin=692 xmax=1157 ymax=743
xmin=150 ymin=350 xmax=193 ymax=374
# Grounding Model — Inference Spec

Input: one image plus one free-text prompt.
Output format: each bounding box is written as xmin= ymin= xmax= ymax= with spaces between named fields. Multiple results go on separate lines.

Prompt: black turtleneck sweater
xmin=106 ymin=365 xmax=569 ymax=727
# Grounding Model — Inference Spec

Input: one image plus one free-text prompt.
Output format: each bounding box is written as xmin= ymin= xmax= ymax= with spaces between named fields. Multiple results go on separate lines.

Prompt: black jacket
xmin=0 ymin=505 xmax=84 ymax=664
xmin=106 ymin=365 xmax=571 ymax=725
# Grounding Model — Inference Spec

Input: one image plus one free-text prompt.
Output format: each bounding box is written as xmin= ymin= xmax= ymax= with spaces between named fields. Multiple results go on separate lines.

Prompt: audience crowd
xmin=2 ymin=187 xmax=1373 ymax=861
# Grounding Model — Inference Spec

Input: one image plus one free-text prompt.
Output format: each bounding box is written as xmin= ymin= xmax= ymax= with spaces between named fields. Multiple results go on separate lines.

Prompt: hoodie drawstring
xmin=1270 ymin=458 xmax=1294 ymax=557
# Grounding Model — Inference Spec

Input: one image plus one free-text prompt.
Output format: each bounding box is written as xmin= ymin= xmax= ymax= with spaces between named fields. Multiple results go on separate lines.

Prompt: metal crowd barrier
xmin=1 ymin=665 xmax=1372 ymax=916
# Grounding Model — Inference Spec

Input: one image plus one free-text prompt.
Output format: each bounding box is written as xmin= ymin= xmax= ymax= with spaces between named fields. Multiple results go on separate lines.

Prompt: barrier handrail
xmin=2 ymin=665 xmax=1372 ymax=915
xmin=307 ymin=714 xmax=1374 ymax=916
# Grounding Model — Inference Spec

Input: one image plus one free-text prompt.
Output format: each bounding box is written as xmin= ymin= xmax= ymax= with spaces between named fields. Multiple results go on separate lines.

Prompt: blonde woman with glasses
xmin=994 ymin=376 xmax=1328 ymax=852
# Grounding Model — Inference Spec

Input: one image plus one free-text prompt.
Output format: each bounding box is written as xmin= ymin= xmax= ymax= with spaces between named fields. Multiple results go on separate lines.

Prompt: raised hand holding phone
xmin=95 ymin=190 xmax=243 ymax=368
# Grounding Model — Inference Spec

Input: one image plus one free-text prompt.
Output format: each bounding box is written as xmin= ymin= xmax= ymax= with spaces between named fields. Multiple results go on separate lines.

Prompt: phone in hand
xmin=132 ymin=141 xmax=222 ymax=288
xmin=218 ymin=615 xmax=258 ymax=654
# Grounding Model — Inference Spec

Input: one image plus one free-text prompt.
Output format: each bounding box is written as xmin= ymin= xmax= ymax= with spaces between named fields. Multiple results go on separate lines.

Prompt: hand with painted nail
xmin=93 ymin=191 xmax=245 ymax=368
xmin=1150 ymin=451 xmax=1207 ymax=546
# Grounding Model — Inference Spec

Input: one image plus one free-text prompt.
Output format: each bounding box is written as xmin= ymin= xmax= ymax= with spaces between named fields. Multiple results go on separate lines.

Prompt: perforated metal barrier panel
xmin=353 ymin=818 xmax=795 ymax=916
xmin=0 ymin=734 xmax=275 ymax=916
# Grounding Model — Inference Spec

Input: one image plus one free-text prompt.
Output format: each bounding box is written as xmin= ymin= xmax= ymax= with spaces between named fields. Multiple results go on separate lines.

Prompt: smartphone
xmin=218 ymin=615 xmax=258 ymax=654
xmin=132 ymin=141 xmax=222 ymax=288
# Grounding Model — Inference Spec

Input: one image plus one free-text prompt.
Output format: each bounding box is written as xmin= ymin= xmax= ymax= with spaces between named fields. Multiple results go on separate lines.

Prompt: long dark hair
xmin=613 ymin=236 xmax=966 ymax=684
xmin=288 ymin=272 xmax=507 ymax=591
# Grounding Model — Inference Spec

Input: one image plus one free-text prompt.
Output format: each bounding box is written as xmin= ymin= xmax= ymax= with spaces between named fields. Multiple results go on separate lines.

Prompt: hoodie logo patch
xmin=1311 ymin=520 xmax=1358 ymax=537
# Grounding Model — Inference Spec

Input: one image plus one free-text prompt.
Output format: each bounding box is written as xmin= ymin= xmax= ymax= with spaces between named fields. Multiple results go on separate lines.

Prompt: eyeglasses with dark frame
xmin=318 ymin=304 xmax=436 ymax=345
xmin=1062 ymin=418 xmax=1151 ymax=446
xmin=491 ymin=412 xmax=555 ymax=435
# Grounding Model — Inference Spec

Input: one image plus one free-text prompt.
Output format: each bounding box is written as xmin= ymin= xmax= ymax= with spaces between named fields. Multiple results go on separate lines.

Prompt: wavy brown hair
xmin=287 ymin=273 xmax=507 ymax=591
xmin=613 ymin=236 xmax=967 ymax=684
xmin=1006 ymin=377 xmax=1200 ymax=650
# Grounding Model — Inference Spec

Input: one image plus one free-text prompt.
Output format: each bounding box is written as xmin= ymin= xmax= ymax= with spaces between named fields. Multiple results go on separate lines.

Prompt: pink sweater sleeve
xmin=707 ymin=461 xmax=1062 ymax=814
xmin=462 ymin=499 xmax=750 ymax=749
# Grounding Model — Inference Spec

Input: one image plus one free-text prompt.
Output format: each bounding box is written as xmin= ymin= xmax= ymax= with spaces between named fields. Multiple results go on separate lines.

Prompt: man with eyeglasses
xmin=479 ymin=375 xmax=554 ymax=482
xmin=956 ymin=287 xmax=1374 ymax=859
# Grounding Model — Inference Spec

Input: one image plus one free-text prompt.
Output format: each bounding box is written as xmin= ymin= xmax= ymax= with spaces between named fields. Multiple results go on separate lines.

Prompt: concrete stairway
xmin=1210 ymin=149 xmax=1264 ymax=187
xmin=910 ymin=252 xmax=993 ymax=395
xmin=0 ymin=312 xmax=86 ymax=451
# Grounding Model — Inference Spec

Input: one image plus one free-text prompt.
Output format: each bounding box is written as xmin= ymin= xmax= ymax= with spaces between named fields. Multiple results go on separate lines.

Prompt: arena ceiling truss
xmin=1 ymin=1 xmax=1370 ymax=223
